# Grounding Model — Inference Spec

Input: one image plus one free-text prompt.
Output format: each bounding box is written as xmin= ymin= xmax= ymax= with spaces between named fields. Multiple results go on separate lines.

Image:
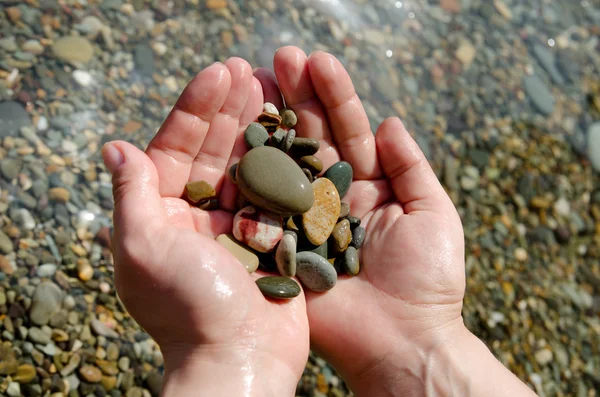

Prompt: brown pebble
xmin=257 ymin=111 xmax=282 ymax=132
xmin=48 ymin=187 xmax=70 ymax=203
xmin=77 ymin=259 xmax=93 ymax=281
xmin=185 ymin=180 xmax=216 ymax=204
xmin=331 ymin=219 xmax=352 ymax=253
xmin=5 ymin=7 xmax=21 ymax=24
xmin=302 ymin=178 xmax=341 ymax=246
xmin=79 ymin=365 xmax=102 ymax=383
xmin=298 ymin=156 xmax=323 ymax=175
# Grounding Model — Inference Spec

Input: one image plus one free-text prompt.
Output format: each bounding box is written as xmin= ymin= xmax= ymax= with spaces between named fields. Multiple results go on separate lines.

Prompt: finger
xmin=220 ymin=77 xmax=264 ymax=212
xmin=189 ymin=57 xmax=253 ymax=192
xmin=253 ymin=67 xmax=284 ymax=110
xmin=307 ymin=51 xmax=381 ymax=179
xmin=146 ymin=62 xmax=231 ymax=198
xmin=376 ymin=118 xmax=454 ymax=214
xmin=102 ymin=141 xmax=164 ymax=242
xmin=273 ymin=46 xmax=341 ymax=167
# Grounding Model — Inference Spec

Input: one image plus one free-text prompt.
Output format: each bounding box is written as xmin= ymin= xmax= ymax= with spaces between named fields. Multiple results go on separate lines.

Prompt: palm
xmin=257 ymin=47 xmax=467 ymax=378
xmin=110 ymin=58 xmax=309 ymax=379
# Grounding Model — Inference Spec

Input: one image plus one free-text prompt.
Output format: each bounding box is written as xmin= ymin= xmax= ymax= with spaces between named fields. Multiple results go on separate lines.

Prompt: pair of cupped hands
xmin=101 ymin=47 xmax=467 ymax=396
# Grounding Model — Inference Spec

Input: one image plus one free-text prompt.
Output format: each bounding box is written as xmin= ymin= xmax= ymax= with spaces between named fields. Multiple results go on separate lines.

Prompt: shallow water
xmin=1 ymin=0 xmax=599 ymax=396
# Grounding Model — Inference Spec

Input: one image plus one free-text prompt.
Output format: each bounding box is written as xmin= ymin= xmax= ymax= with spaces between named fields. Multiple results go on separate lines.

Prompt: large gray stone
xmin=0 ymin=102 xmax=30 ymax=137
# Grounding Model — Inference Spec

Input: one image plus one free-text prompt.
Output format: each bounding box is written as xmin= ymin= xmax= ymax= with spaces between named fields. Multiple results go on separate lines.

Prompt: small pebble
xmin=302 ymin=168 xmax=313 ymax=182
xmin=256 ymin=276 xmax=301 ymax=299
xmin=233 ymin=206 xmax=283 ymax=253
xmin=343 ymin=246 xmax=360 ymax=276
xmin=347 ymin=215 xmax=361 ymax=229
xmin=323 ymin=162 xmax=353 ymax=198
xmin=269 ymin=128 xmax=286 ymax=147
xmin=79 ymin=365 xmax=102 ymax=383
xmin=284 ymin=230 xmax=298 ymax=244
xmin=289 ymin=137 xmax=320 ymax=158
xmin=280 ymin=108 xmax=298 ymax=128
xmin=244 ymin=122 xmax=269 ymax=149
xmin=296 ymin=252 xmax=337 ymax=292
xmin=185 ymin=180 xmax=216 ymax=204
xmin=216 ymin=234 xmax=259 ymax=273
xmin=302 ymin=178 xmax=341 ymax=246
xmin=263 ymin=102 xmax=279 ymax=115
xmin=258 ymin=111 xmax=282 ymax=132
xmin=350 ymin=226 xmax=366 ymax=249
xmin=276 ymin=233 xmax=297 ymax=277
xmin=331 ymin=219 xmax=352 ymax=253
xmin=281 ymin=129 xmax=296 ymax=153
xmin=339 ymin=203 xmax=350 ymax=219
xmin=298 ymin=155 xmax=323 ymax=175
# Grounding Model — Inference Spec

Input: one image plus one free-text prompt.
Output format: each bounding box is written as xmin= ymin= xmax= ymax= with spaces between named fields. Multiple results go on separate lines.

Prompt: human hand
xmin=261 ymin=46 xmax=466 ymax=391
xmin=265 ymin=46 xmax=537 ymax=397
xmin=101 ymin=58 xmax=309 ymax=397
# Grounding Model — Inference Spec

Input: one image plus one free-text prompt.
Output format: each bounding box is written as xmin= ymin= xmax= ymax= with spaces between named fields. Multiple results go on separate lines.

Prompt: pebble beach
xmin=0 ymin=0 xmax=599 ymax=396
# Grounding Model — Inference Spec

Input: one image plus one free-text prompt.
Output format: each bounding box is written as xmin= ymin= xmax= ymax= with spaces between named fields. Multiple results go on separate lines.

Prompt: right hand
xmin=263 ymin=46 xmax=467 ymax=389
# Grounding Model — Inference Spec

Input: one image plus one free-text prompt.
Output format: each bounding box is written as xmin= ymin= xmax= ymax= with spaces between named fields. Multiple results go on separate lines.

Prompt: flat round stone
xmin=296 ymin=251 xmax=337 ymax=292
xmin=280 ymin=108 xmax=298 ymax=128
xmin=351 ymin=226 xmax=366 ymax=249
xmin=263 ymin=102 xmax=279 ymax=115
xmin=331 ymin=219 xmax=352 ymax=253
xmin=302 ymin=178 xmax=341 ymax=246
xmin=298 ymin=156 xmax=323 ymax=175
xmin=185 ymin=180 xmax=216 ymax=204
xmin=323 ymin=161 xmax=353 ymax=198
xmin=52 ymin=36 xmax=94 ymax=63
xmin=343 ymin=246 xmax=360 ymax=276
xmin=276 ymin=233 xmax=297 ymax=277
xmin=216 ymin=234 xmax=259 ymax=273
xmin=236 ymin=146 xmax=314 ymax=216
xmin=288 ymin=137 xmax=320 ymax=158
xmin=256 ymin=277 xmax=301 ymax=299
xmin=244 ymin=122 xmax=269 ymax=149
xmin=280 ymin=129 xmax=296 ymax=153
xmin=233 ymin=206 xmax=283 ymax=253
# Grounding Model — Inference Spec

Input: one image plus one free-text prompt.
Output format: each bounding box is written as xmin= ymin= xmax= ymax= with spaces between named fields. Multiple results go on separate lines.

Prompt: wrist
xmin=161 ymin=343 xmax=300 ymax=397
xmin=346 ymin=320 xmax=537 ymax=397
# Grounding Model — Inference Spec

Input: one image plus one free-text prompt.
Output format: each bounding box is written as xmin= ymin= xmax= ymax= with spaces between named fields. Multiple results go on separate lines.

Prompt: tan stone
xmin=185 ymin=180 xmax=216 ymax=204
xmin=302 ymin=178 xmax=341 ymax=246
xmin=48 ymin=187 xmax=70 ymax=203
xmin=216 ymin=234 xmax=259 ymax=273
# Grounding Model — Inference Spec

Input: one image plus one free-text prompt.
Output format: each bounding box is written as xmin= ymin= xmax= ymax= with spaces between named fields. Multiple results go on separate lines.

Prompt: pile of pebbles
xmin=183 ymin=104 xmax=365 ymax=299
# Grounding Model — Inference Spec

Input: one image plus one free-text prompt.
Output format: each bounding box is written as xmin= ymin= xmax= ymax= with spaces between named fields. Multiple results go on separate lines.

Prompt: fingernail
xmin=102 ymin=143 xmax=124 ymax=174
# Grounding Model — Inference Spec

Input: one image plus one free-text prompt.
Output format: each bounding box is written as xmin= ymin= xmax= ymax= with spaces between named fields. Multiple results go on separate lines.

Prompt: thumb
xmin=101 ymin=141 xmax=165 ymax=241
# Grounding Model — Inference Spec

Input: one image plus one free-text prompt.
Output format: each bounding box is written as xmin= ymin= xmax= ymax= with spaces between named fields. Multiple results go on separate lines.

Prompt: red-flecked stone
xmin=233 ymin=206 xmax=283 ymax=253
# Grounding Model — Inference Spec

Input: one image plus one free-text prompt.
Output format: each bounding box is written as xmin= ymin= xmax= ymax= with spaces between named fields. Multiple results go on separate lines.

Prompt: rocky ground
xmin=0 ymin=0 xmax=599 ymax=396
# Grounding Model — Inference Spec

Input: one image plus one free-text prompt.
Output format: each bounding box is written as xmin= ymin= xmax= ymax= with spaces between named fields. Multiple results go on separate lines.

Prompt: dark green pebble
xmin=339 ymin=203 xmax=350 ymax=219
xmin=244 ymin=122 xmax=269 ymax=149
xmin=302 ymin=168 xmax=313 ymax=182
xmin=304 ymin=241 xmax=328 ymax=260
xmin=288 ymin=137 xmax=320 ymax=158
xmin=280 ymin=129 xmax=296 ymax=153
xmin=347 ymin=215 xmax=361 ymax=229
xmin=350 ymin=226 xmax=365 ymax=249
xmin=256 ymin=276 xmax=301 ymax=299
xmin=343 ymin=246 xmax=360 ymax=276
xmin=298 ymin=156 xmax=323 ymax=175
xmin=269 ymin=128 xmax=286 ymax=147
xmin=323 ymin=161 xmax=353 ymax=198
